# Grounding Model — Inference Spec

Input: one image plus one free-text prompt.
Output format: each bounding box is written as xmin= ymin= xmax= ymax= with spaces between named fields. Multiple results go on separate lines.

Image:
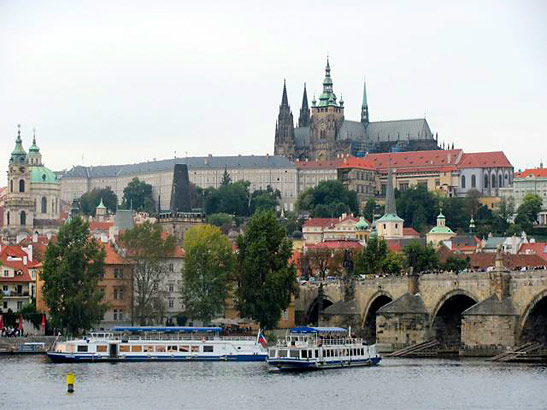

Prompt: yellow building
xmin=426 ymin=210 xmax=456 ymax=247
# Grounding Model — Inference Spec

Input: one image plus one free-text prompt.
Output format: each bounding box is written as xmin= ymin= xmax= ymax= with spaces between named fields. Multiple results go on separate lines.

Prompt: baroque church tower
xmin=4 ymin=125 xmax=34 ymax=238
xmin=273 ymin=80 xmax=296 ymax=160
xmin=309 ymin=58 xmax=345 ymax=161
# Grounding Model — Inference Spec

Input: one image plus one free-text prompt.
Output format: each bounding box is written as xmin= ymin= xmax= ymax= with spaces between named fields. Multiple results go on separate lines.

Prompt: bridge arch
xmin=431 ymin=289 xmax=478 ymax=350
xmin=306 ymin=296 xmax=334 ymax=325
xmin=520 ymin=290 xmax=547 ymax=346
xmin=361 ymin=291 xmax=394 ymax=343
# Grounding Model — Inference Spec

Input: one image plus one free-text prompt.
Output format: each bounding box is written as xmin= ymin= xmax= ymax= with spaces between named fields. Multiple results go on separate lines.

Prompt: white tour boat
xmin=267 ymin=326 xmax=381 ymax=370
xmin=47 ymin=326 xmax=268 ymax=363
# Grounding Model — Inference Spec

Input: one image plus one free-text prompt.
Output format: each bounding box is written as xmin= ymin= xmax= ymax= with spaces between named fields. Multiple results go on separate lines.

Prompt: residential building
xmin=337 ymin=157 xmax=376 ymax=204
xmin=500 ymin=166 xmax=547 ymax=225
xmin=0 ymin=245 xmax=39 ymax=313
xmin=98 ymin=243 xmax=134 ymax=326
xmin=302 ymin=214 xmax=363 ymax=244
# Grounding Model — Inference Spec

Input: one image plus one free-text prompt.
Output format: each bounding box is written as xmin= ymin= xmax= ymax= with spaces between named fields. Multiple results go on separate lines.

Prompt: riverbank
xmin=0 ymin=336 xmax=56 ymax=354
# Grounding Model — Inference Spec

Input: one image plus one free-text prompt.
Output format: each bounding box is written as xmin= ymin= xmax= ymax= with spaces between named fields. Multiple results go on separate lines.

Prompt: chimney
xmin=23 ymin=256 xmax=27 ymax=266
xmin=32 ymin=232 xmax=38 ymax=243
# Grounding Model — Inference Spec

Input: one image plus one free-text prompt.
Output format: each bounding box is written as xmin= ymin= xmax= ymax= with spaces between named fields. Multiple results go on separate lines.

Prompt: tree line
xmin=41 ymin=210 xmax=296 ymax=335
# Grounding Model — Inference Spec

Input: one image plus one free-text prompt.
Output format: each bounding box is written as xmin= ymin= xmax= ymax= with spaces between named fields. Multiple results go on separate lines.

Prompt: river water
xmin=1 ymin=356 xmax=546 ymax=409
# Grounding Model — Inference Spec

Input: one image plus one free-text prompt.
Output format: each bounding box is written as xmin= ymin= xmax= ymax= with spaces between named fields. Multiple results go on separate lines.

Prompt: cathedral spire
xmin=318 ymin=57 xmax=337 ymax=107
xmin=281 ymin=79 xmax=289 ymax=107
xmin=10 ymin=124 xmax=27 ymax=165
xmin=298 ymin=83 xmax=310 ymax=127
xmin=361 ymin=81 xmax=369 ymax=124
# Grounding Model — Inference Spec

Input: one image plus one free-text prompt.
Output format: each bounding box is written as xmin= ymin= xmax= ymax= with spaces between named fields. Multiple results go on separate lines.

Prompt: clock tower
xmin=309 ymin=58 xmax=345 ymax=160
xmin=4 ymin=125 xmax=34 ymax=240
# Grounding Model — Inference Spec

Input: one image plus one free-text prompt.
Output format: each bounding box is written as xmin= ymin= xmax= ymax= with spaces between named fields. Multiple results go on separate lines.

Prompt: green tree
xmin=383 ymin=251 xmax=404 ymax=275
xmin=206 ymin=213 xmax=233 ymax=231
xmin=235 ymin=210 xmax=297 ymax=329
xmin=296 ymin=180 xmax=358 ymax=217
xmin=307 ymin=248 xmax=344 ymax=280
xmin=250 ymin=186 xmax=281 ymax=214
xmin=42 ymin=217 xmax=107 ymax=335
xmin=354 ymin=237 xmax=388 ymax=276
xmin=119 ymin=222 xmax=176 ymax=325
xmin=403 ymin=241 xmax=440 ymax=273
xmin=182 ymin=225 xmax=234 ymax=323
xmin=515 ymin=194 xmax=543 ymax=233
xmin=122 ymin=177 xmax=156 ymax=213
xmin=221 ymin=168 xmax=232 ymax=186
xmin=363 ymin=198 xmax=376 ymax=221
xmin=205 ymin=180 xmax=250 ymax=216
xmin=79 ymin=187 xmax=118 ymax=216
xmin=396 ymin=185 xmax=438 ymax=232
xmin=443 ymin=256 xmax=469 ymax=273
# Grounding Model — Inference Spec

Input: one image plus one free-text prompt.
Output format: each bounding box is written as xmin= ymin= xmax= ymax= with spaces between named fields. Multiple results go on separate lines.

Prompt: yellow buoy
xmin=66 ymin=373 xmax=75 ymax=393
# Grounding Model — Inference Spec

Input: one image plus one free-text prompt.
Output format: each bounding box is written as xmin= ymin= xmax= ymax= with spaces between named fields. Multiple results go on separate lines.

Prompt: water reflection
xmin=1 ymin=356 xmax=546 ymax=410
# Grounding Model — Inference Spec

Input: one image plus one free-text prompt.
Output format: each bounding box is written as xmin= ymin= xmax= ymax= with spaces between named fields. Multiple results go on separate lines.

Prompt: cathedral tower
xmin=361 ymin=81 xmax=369 ymax=124
xmin=4 ymin=125 xmax=34 ymax=238
xmin=309 ymin=58 xmax=345 ymax=161
xmin=298 ymin=83 xmax=310 ymax=127
xmin=273 ymin=80 xmax=296 ymax=160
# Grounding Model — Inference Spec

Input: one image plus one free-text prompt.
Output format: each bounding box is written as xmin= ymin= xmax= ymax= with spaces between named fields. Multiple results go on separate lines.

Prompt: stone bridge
xmin=295 ymin=269 xmax=547 ymax=355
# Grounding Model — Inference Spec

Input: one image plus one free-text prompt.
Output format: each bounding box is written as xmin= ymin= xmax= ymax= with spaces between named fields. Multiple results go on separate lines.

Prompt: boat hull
xmin=267 ymin=356 xmax=381 ymax=371
xmin=47 ymin=352 xmax=267 ymax=363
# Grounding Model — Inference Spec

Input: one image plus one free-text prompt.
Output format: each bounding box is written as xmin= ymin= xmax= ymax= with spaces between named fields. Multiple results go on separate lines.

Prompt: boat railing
xmin=276 ymin=337 xmax=366 ymax=348
xmin=83 ymin=334 xmax=256 ymax=342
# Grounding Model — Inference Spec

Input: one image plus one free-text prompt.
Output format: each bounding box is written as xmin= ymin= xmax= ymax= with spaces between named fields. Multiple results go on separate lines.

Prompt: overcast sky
xmin=1 ymin=0 xmax=545 ymax=173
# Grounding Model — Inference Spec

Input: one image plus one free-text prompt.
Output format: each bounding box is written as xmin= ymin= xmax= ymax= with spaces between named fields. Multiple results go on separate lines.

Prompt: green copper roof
xmin=30 ymin=166 xmax=59 ymax=184
xmin=317 ymin=58 xmax=339 ymax=108
xmin=29 ymin=135 xmax=40 ymax=153
xmin=377 ymin=213 xmax=404 ymax=223
xmin=362 ymin=81 xmax=368 ymax=109
xmin=356 ymin=216 xmax=369 ymax=230
xmin=10 ymin=127 xmax=27 ymax=164
xmin=437 ymin=210 xmax=445 ymax=219
xmin=428 ymin=226 xmax=454 ymax=234
xmin=96 ymin=198 xmax=106 ymax=209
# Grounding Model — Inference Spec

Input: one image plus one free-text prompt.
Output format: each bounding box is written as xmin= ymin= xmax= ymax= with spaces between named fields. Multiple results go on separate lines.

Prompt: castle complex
xmin=274 ymin=59 xmax=439 ymax=161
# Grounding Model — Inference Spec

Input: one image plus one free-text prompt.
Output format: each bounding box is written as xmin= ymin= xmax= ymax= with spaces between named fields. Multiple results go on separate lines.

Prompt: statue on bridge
xmin=343 ymin=250 xmax=356 ymax=302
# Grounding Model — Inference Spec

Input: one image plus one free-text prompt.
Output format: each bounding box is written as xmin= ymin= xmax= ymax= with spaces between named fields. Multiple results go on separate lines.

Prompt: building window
xmin=499 ymin=174 xmax=503 ymax=187
xmin=484 ymin=175 xmax=489 ymax=188
xmin=399 ymin=183 xmax=409 ymax=191
xmin=461 ymin=175 xmax=466 ymax=189
xmin=6 ymin=212 xmax=10 ymax=226
xmin=41 ymin=196 xmax=47 ymax=213
xmin=491 ymin=174 xmax=496 ymax=188
xmin=168 ymin=283 xmax=174 ymax=292
xmin=10 ymin=180 xmax=13 ymax=192
xmin=3 ymin=301 xmax=7 ymax=309
xmin=114 ymin=268 xmax=123 ymax=279
xmin=17 ymin=301 xmax=23 ymax=310
xmin=19 ymin=179 xmax=25 ymax=193
xmin=168 ymin=299 xmax=174 ymax=308
xmin=168 ymin=263 xmax=174 ymax=272
xmin=113 ymin=309 xmax=124 ymax=321
xmin=20 ymin=211 xmax=26 ymax=226
xmin=3 ymin=270 xmax=8 ymax=277
xmin=114 ymin=288 xmax=124 ymax=300
xmin=471 ymin=175 xmax=476 ymax=188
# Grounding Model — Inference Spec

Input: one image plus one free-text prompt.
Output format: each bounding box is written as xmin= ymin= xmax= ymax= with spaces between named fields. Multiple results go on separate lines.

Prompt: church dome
xmin=30 ymin=166 xmax=59 ymax=184
xmin=356 ymin=216 xmax=369 ymax=230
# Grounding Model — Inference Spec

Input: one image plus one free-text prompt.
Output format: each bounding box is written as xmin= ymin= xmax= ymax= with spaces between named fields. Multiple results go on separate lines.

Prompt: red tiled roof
xmin=519 ymin=243 xmax=547 ymax=262
xmin=385 ymin=240 xmax=403 ymax=252
xmin=337 ymin=157 xmax=376 ymax=170
xmin=0 ymin=260 xmax=33 ymax=283
xmin=1 ymin=245 xmax=28 ymax=259
xmin=458 ymin=152 xmax=512 ymax=169
xmin=102 ymin=243 xmax=130 ymax=265
xmin=366 ymin=149 xmax=463 ymax=170
xmin=90 ymin=221 xmax=113 ymax=231
xmin=303 ymin=218 xmax=338 ymax=228
xmin=403 ymin=227 xmax=420 ymax=237
xmin=468 ymin=253 xmax=547 ymax=269
xmin=306 ymin=241 xmax=363 ymax=250
xmin=515 ymin=168 xmax=547 ymax=178
xmin=295 ymin=159 xmax=344 ymax=170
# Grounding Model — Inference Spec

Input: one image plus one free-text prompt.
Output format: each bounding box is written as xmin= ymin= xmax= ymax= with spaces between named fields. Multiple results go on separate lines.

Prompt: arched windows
xmin=471 ymin=175 xmax=476 ymax=188
xmin=20 ymin=211 xmax=26 ymax=226
xmin=10 ymin=180 xmax=13 ymax=192
xmin=499 ymin=174 xmax=503 ymax=187
xmin=491 ymin=174 xmax=496 ymax=188
xmin=484 ymin=174 xmax=489 ymax=188
xmin=19 ymin=179 xmax=25 ymax=193
xmin=461 ymin=175 xmax=466 ymax=189
xmin=41 ymin=197 xmax=47 ymax=213
xmin=7 ymin=211 xmax=10 ymax=225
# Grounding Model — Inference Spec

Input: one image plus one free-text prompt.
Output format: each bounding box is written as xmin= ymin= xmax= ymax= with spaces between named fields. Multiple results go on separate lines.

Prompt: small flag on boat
xmin=258 ymin=331 xmax=268 ymax=348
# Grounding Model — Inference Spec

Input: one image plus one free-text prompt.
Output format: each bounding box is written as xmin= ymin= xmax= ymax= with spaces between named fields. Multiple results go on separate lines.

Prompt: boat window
xmin=167 ymin=345 xmax=178 ymax=352
xmin=97 ymin=345 xmax=107 ymax=353
xmin=289 ymin=350 xmax=299 ymax=359
xmin=278 ymin=349 xmax=287 ymax=358
xmin=120 ymin=345 xmax=130 ymax=353
xmin=155 ymin=345 xmax=166 ymax=353
xmin=203 ymin=346 xmax=214 ymax=353
xmin=144 ymin=345 xmax=154 ymax=353
xmin=179 ymin=345 xmax=189 ymax=352
xmin=77 ymin=345 xmax=88 ymax=353
xmin=191 ymin=346 xmax=199 ymax=353
xmin=132 ymin=345 xmax=142 ymax=352
xmin=301 ymin=350 xmax=307 ymax=359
